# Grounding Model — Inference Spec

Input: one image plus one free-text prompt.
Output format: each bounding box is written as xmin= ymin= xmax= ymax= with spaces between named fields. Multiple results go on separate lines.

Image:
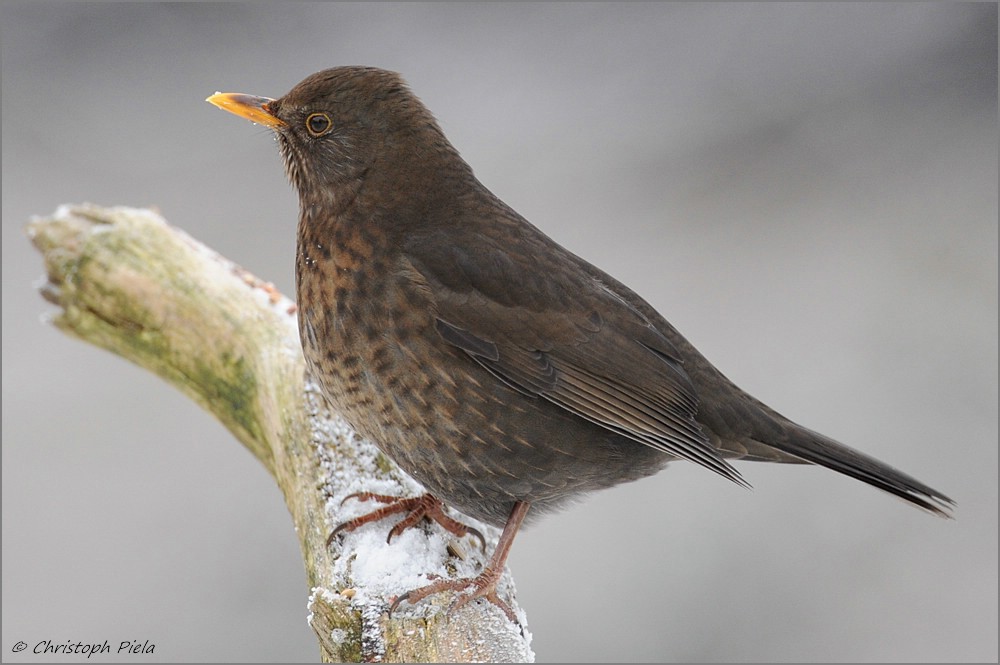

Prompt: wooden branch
xmin=26 ymin=204 xmax=534 ymax=663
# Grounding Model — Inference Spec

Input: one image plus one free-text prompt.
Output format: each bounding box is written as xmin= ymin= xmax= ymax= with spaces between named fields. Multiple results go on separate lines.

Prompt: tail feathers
xmin=756 ymin=421 xmax=955 ymax=518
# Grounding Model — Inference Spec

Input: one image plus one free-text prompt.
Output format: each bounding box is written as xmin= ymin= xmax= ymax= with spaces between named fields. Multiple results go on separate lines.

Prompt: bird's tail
xmin=756 ymin=417 xmax=955 ymax=517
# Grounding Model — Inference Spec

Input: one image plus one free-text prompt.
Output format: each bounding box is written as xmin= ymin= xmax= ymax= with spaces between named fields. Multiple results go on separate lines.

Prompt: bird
xmin=207 ymin=67 xmax=953 ymax=624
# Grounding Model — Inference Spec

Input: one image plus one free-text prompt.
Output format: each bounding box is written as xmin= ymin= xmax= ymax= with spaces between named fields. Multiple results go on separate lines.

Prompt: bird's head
xmin=208 ymin=66 xmax=468 ymax=215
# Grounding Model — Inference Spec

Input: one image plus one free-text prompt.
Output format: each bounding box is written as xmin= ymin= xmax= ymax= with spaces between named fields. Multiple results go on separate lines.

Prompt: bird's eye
xmin=305 ymin=112 xmax=332 ymax=137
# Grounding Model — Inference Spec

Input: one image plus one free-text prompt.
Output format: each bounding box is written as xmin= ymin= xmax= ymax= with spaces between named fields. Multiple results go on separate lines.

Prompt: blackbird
xmin=207 ymin=67 xmax=953 ymax=623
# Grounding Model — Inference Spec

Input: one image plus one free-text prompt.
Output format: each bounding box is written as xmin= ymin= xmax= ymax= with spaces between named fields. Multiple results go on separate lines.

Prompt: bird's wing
xmin=402 ymin=227 xmax=748 ymax=488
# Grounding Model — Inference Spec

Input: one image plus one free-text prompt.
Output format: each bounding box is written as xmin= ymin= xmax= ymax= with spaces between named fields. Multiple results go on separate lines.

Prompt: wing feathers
xmin=434 ymin=313 xmax=748 ymax=488
xmin=403 ymin=238 xmax=747 ymax=488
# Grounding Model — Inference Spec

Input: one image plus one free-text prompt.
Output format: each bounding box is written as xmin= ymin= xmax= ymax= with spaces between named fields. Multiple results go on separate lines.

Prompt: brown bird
xmin=207 ymin=67 xmax=953 ymax=624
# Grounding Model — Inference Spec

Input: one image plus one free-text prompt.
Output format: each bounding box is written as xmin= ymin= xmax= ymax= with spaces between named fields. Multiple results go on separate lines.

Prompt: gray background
xmin=2 ymin=2 xmax=996 ymax=662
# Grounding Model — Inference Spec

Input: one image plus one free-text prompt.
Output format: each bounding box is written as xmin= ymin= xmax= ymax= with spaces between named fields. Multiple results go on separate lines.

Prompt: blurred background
xmin=2 ymin=3 xmax=996 ymax=662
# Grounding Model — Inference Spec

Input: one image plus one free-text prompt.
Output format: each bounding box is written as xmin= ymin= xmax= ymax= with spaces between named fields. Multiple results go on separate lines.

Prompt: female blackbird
xmin=207 ymin=67 xmax=953 ymax=623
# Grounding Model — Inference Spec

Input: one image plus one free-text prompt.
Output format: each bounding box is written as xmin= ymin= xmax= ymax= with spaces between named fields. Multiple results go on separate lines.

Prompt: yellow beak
xmin=206 ymin=92 xmax=286 ymax=129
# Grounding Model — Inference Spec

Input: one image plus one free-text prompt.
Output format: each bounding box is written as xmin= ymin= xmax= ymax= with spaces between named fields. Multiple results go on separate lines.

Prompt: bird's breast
xmin=295 ymin=221 xmax=444 ymax=437
xmin=293 ymin=216 xmax=671 ymax=525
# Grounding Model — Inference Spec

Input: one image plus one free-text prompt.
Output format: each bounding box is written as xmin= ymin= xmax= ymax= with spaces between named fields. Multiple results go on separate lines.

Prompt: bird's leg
xmin=328 ymin=492 xmax=485 ymax=551
xmin=390 ymin=500 xmax=530 ymax=626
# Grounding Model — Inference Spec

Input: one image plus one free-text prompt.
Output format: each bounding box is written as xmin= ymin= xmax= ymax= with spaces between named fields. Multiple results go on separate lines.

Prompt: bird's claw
xmin=327 ymin=492 xmax=486 ymax=552
xmin=388 ymin=574 xmax=520 ymax=628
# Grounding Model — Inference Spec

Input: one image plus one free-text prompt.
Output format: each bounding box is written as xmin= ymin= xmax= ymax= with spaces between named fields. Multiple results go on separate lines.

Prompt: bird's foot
xmin=390 ymin=502 xmax=530 ymax=628
xmin=389 ymin=565 xmax=518 ymax=626
xmin=332 ymin=497 xmax=529 ymax=630
xmin=328 ymin=492 xmax=486 ymax=551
